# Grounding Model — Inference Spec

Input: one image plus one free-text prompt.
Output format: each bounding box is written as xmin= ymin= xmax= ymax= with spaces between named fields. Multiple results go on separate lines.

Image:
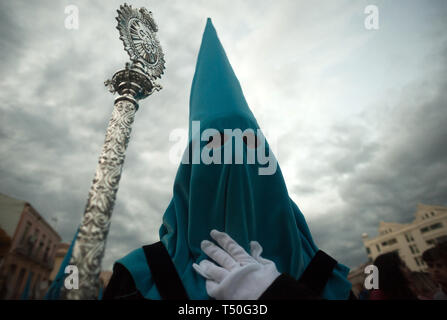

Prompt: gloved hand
xmin=193 ymin=229 xmax=280 ymax=300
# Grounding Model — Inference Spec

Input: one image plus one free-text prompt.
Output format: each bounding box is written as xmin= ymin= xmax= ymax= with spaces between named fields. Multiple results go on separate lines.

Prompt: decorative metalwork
xmin=65 ymin=100 xmax=137 ymax=300
xmin=116 ymin=4 xmax=165 ymax=79
xmin=104 ymin=62 xmax=162 ymax=103
xmin=65 ymin=3 xmax=164 ymax=300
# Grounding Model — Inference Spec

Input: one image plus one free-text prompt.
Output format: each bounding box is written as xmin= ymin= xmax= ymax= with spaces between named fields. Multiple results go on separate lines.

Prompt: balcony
xmin=13 ymin=245 xmax=54 ymax=270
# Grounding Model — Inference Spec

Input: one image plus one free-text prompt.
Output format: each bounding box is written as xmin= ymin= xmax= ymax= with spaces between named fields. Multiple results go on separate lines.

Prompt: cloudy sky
xmin=1 ymin=0 xmax=446 ymax=270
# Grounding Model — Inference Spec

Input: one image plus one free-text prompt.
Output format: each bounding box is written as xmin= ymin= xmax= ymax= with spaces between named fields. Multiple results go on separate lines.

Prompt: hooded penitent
xmin=117 ymin=18 xmax=352 ymax=299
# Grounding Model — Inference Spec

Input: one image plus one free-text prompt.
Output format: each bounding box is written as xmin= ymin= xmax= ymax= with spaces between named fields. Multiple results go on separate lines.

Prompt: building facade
xmin=347 ymin=262 xmax=370 ymax=297
xmin=362 ymin=203 xmax=447 ymax=272
xmin=0 ymin=193 xmax=61 ymax=299
xmin=48 ymin=242 xmax=70 ymax=283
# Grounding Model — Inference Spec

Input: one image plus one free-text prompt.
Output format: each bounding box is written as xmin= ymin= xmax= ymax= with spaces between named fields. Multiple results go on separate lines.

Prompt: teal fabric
xmin=117 ymin=247 xmax=162 ymax=299
xmin=20 ymin=272 xmax=32 ymax=300
xmin=118 ymin=18 xmax=352 ymax=300
xmin=45 ymin=227 xmax=79 ymax=300
xmin=98 ymin=283 xmax=103 ymax=300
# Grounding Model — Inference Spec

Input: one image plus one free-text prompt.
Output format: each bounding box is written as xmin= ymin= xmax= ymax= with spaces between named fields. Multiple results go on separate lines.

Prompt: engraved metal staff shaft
xmin=65 ymin=4 xmax=165 ymax=299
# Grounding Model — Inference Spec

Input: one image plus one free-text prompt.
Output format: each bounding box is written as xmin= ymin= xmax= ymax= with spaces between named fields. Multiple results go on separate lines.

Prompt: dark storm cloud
xmin=0 ymin=2 xmax=27 ymax=64
xmin=1 ymin=0 xmax=447 ymax=272
xmin=306 ymin=51 xmax=447 ymax=267
xmin=0 ymin=0 xmax=210 ymax=269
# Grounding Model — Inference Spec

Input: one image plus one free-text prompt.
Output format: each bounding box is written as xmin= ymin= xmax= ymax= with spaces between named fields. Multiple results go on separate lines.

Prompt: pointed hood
xmin=189 ymin=18 xmax=258 ymax=138
xmin=117 ymin=19 xmax=352 ymax=300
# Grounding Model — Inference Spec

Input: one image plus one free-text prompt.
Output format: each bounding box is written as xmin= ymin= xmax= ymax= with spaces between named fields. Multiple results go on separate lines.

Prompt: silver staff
xmin=65 ymin=4 xmax=165 ymax=299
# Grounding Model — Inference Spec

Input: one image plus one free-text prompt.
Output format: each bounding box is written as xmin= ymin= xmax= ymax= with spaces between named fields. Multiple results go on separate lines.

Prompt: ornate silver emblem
xmin=116 ymin=4 xmax=165 ymax=79
xmin=65 ymin=4 xmax=165 ymax=300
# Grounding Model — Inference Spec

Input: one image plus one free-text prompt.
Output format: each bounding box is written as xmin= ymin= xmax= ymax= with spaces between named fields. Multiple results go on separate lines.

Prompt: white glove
xmin=193 ymin=229 xmax=280 ymax=300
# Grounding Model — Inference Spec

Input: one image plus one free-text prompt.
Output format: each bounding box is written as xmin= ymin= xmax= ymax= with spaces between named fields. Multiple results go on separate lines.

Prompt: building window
xmin=43 ymin=247 xmax=49 ymax=262
xmin=415 ymin=257 xmax=420 ymax=266
xmin=376 ymin=244 xmax=381 ymax=252
xmin=430 ymin=223 xmax=443 ymax=230
xmin=20 ymin=222 xmax=32 ymax=245
xmin=34 ymin=234 xmax=44 ymax=259
xmin=27 ymin=229 xmax=39 ymax=256
xmin=388 ymin=238 xmax=397 ymax=245
xmin=35 ymin=241 xmax=44 ymax=259
xmin=421 ymin=222 xmax=444 ymax=233
xmin=427 ymin=239 xmax=435 ymax=245
xmin=409 ymin=244 xmax=419 ymax=254
xmin=381 ymin=238 xmax=397 ymax=246
xmin=431 ymin=211 xmax=435 ymax=216
xmin=405 ymin=233 xmax=414 ymax=243
xmin=45 ymin=241 xmax=52 ymax=262
xmin=421 ymin=226 xmax=429 ymax=233
xmin=414 ymin=256 xmax=424 ymax=267
xmin=366 ymin=247 xmax=371 ymax=254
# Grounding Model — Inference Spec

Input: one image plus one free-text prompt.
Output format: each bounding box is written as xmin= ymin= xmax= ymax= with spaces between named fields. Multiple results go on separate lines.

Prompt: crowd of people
xmin=357 ymin=242 xmax=447 ymax=300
